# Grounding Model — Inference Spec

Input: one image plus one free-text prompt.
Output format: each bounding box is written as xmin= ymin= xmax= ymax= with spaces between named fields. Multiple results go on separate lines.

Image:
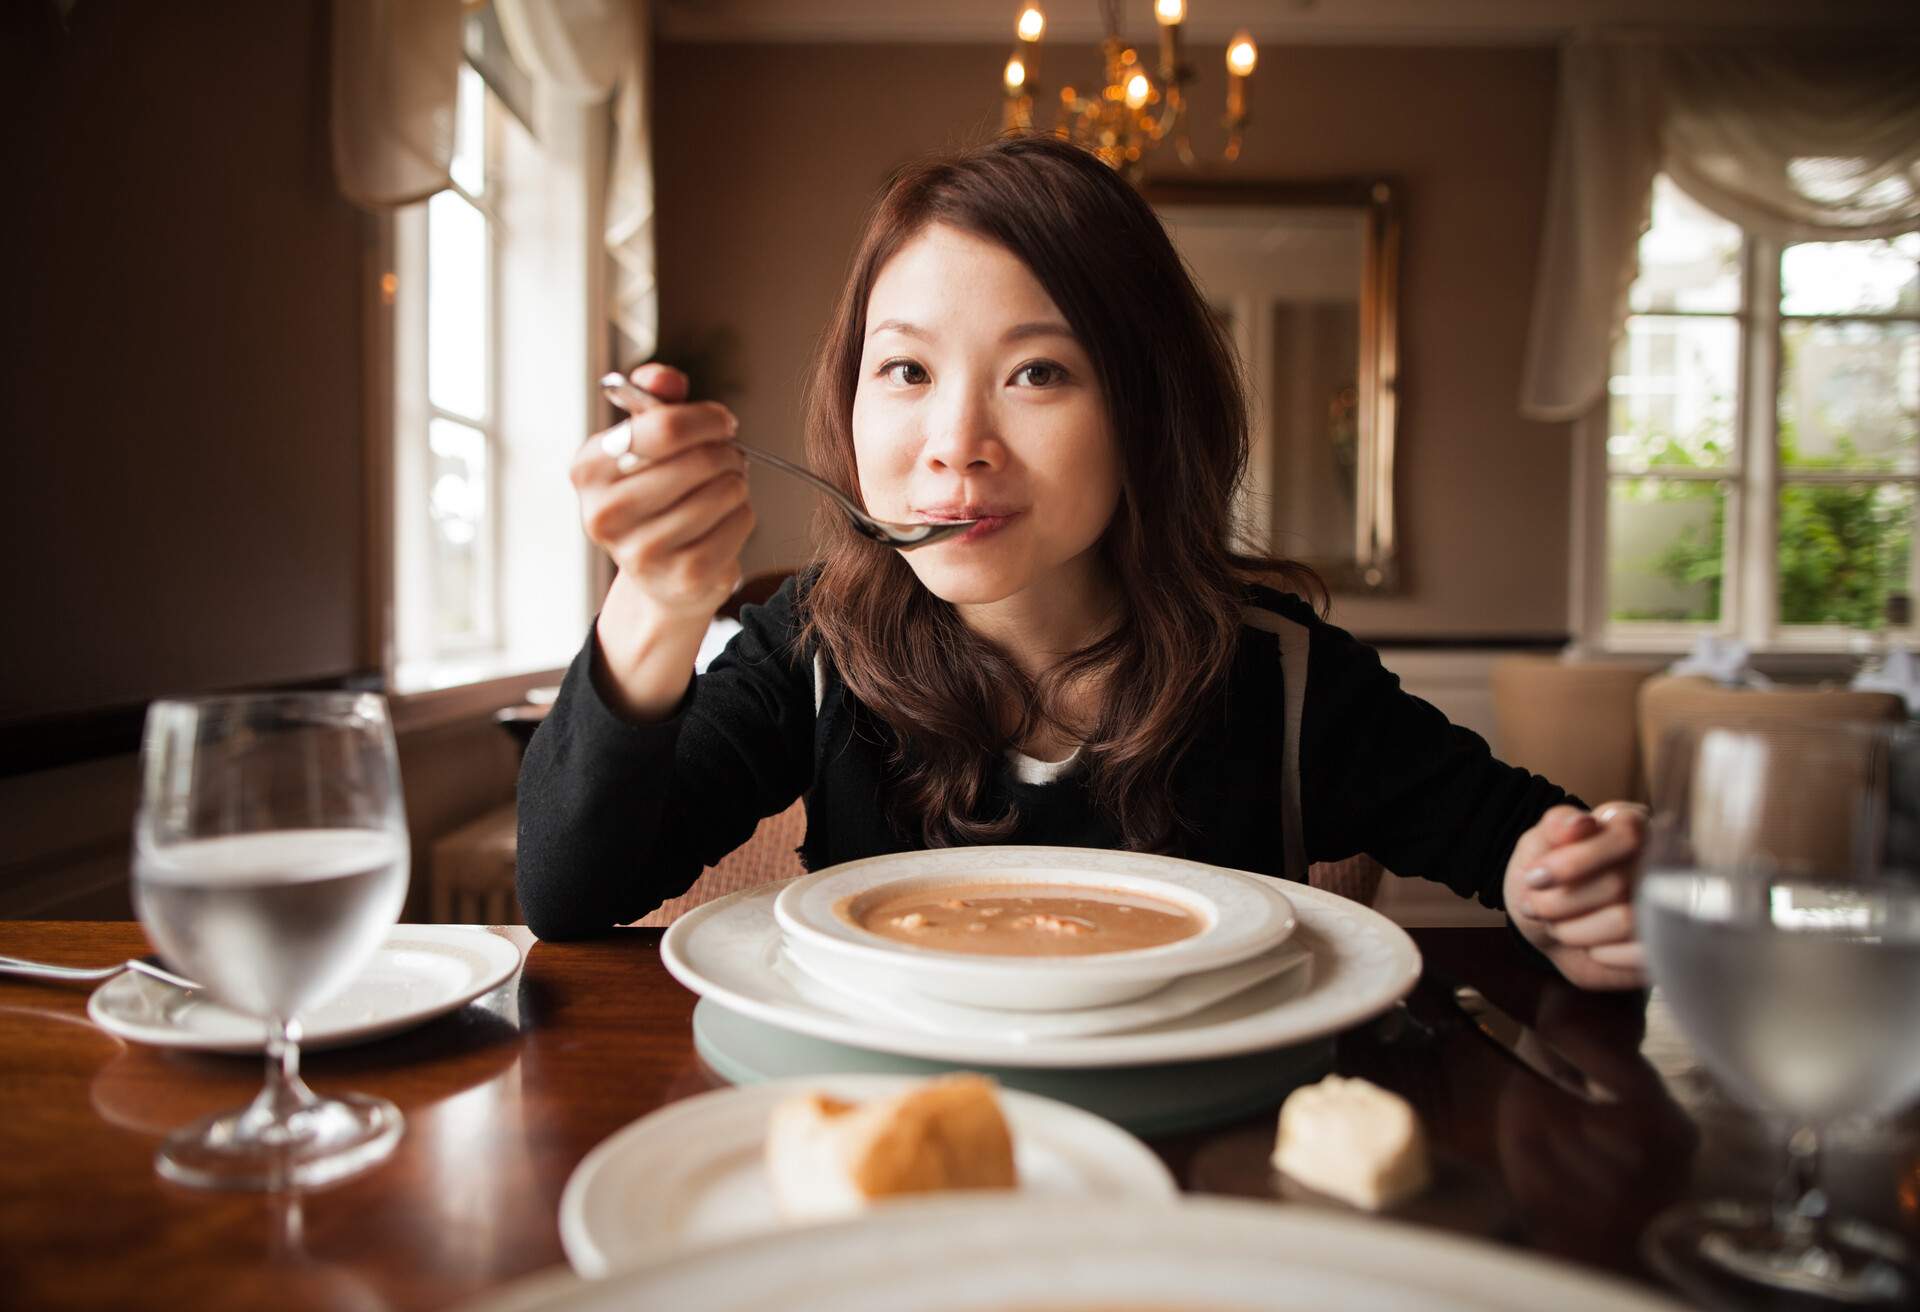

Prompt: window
xmin=386 ymin=63 xmax=601 ymax=694
xmin=1596 ymin=175 xmax=1919 ymax=654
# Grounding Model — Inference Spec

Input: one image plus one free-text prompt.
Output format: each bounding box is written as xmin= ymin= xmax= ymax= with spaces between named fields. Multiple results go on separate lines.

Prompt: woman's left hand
xmin=1502 ymin=802 xmax=1650 ymax=991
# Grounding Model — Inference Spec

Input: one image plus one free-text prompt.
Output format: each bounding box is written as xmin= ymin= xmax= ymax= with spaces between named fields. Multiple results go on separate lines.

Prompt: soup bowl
xmin=773 ymin=847 xmax=1296 ymax=1012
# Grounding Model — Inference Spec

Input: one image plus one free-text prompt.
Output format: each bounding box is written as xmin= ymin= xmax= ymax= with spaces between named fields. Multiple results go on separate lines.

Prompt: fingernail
xmin=1524 ymin=866 xmax=1555 ymax=889
xmin=1514 ymin=897 xmax=1535 ymax=919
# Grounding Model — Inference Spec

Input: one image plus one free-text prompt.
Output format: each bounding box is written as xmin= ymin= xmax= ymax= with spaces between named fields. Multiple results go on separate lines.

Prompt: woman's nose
xmin=920 ymin=388 xmax=1003 ymax=473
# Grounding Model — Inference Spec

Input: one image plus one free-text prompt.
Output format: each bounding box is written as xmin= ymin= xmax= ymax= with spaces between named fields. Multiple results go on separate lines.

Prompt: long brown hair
xmin=800 ymin=134 xmax=1321 ymax=850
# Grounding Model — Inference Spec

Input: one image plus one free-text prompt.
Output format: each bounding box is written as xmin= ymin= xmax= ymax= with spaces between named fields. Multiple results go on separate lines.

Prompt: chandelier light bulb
xmin=1017 ymin=6 xmax=1046 ymax=43
xmin=1005 ymin=54 xmax=1028 ymax=91
xmin=1125 ymin=72 xmax=1152 ymax=109
xmin=1155 ymin=0 xmax=1186 ymax=25
xmin=1227 ymin=31 xmax=1258 ymax=77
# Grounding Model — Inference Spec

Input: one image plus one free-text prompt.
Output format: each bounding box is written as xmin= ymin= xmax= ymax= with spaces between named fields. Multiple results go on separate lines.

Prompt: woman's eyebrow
xmin=1003 ymin=320 xmax=1075 ymax=343
xmin=866 ymin=318 xmax=1076 ymax=344
xmin=868 ymin=318 xmax=929 ymax=341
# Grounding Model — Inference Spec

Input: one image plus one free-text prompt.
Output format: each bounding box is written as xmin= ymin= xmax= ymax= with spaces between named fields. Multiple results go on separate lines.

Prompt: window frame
xmin=364 ymin=62 xmax=610 ymax=725
xmin=1576 ymin=206 xmax=1920 ymax=667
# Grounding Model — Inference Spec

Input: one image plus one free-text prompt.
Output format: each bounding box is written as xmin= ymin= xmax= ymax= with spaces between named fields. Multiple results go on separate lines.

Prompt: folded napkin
xmin=1852 ymin=644 xmax=1920 ymax=715
xmin=1666 ymin=635 xmax=1774 ymax=689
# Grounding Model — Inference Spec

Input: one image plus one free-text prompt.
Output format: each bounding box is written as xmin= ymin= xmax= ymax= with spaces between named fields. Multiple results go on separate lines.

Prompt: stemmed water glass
xmin=133 ymin=692 xmax=411 ymax=1189
xmin=1637 ymin=720 xmax=1920 ymax=1306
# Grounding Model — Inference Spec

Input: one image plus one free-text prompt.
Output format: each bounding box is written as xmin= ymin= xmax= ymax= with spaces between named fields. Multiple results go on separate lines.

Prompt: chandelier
xmin=1001 ymin=1 xmax=1258 ymax=178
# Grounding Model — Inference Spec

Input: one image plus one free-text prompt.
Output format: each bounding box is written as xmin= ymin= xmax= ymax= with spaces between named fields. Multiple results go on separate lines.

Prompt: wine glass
xmin=132 ymin=692 xmax=411 ymax=1190
xmin=1638 ymin=720 xmax=1920 ymax=1306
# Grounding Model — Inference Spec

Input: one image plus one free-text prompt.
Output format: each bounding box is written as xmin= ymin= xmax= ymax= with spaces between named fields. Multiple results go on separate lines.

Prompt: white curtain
xmin=494 ymin=0 xmax=658 ymax=360
xmin=329 ymin=0 xmax=657 ymax=358
xmin=331 ymin=0 xmax=462 ymax=207
xmin=1520 ymin=35 xmax=1920 ymax=423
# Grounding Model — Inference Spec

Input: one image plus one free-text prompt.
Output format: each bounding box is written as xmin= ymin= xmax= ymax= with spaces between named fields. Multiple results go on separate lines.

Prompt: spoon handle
xmin=0 ymin=954 xmax=121 ymax=983
xmin=596 ymin=374 xmax=877 ymax=531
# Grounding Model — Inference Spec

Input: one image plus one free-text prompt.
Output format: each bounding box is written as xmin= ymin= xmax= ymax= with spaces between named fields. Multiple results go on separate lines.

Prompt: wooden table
xmin=2 ymin=921 xmax=1916 ymax=1310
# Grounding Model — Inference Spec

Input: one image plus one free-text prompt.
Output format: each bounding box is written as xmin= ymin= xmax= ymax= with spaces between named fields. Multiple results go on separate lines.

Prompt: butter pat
xmin=1271 ymin=1075 xmax=1430 ymax=1210
xmin=765 ymin=1075 xmax=1017 ymax=1222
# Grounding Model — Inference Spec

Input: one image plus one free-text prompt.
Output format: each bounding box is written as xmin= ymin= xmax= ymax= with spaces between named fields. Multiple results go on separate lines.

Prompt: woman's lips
xmin=954 ymin=514 xmax=1016 ymax=544
xmin=917 ymin=509 xmax=1020 ymax=544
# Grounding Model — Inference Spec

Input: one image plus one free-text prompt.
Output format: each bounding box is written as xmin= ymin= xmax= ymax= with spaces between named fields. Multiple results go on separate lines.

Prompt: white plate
xmin=87 ymin=926 xmax=523 ymax=1052
xmin=480 ymin=1194 xmax=1690 ymax=1312
xmin=775 ymin=846 xmax=1297 ymax=1010
xmin=557 ymin=1075 xmax=1177 ymax=1277
xmin=663 ymin=875 xmax=1419 ymax=1068
xmin=782 ymin=935 xmax=1313 ymax=1041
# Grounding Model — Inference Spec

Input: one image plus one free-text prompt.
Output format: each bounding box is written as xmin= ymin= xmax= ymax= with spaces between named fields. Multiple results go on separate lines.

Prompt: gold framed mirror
xmin=1145 ymin=179 xmax=1402 ymax=591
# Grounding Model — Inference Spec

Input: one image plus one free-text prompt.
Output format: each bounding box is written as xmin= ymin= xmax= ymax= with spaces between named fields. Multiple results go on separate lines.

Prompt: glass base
xmin=1646 ymin=1200 xmax=1918 ymax=1309
xmin=156 ymin=1093 xmax=403 ymax=1191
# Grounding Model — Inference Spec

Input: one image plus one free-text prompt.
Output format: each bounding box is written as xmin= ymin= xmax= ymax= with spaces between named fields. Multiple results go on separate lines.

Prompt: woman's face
xmin=852 ymin=223 xmax=1123 ymax=610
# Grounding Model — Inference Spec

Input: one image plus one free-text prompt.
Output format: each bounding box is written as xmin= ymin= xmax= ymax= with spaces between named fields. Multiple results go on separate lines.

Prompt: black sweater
xmin=516 ymin=577 xmax=1572 ymax=940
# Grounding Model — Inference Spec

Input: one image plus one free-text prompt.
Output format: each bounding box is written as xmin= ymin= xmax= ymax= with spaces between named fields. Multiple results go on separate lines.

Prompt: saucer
xmin=87 ymin=926 xmax=523 ymax=1052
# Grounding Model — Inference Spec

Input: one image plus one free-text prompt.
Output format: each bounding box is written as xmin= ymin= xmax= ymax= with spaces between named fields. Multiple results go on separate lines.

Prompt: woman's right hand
xmin=572 ymin=363 xmax=754 ymax=720
xmin=573 ymin=362 xmax=754 ymax=618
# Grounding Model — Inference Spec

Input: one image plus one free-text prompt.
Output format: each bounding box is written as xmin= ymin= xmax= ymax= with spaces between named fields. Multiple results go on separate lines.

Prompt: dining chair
xmin=1637 ymin=675 xmax=1906 ymax=874
xmin=1490 ymin=655 xmax=1659 ymax=804
xmin=1638 ymin=675 xmax=1906 ymax=789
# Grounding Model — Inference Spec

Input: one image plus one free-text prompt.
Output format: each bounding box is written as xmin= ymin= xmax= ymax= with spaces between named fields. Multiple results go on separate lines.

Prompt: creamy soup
xmin=843 ymin=883 xmax=1204 ymax=957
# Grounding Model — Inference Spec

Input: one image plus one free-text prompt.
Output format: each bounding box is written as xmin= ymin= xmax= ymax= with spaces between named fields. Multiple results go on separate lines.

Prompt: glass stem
xmin=251 ymin=1016 xmax=320 ymax=1133
xmin=1777 ymin=1122 xmax=1830 ymax=1241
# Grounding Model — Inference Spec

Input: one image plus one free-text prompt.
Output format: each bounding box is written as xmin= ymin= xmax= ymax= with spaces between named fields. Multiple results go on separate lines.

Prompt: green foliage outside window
xmin=1613 ymin=321 xmax=1915 ymax=629
xmin=1644 ymin=428 xmax=1912 ymax=629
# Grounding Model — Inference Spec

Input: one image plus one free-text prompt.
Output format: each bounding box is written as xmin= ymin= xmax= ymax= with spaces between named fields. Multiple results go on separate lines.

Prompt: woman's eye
xmin=881 ymin=360 xmax=928 ymax=385
xmin=1012 ymin=361 xmax=1067 ymax=387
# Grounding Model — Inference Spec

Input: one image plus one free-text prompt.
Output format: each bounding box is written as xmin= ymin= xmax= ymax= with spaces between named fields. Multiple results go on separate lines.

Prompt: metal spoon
xmin=0 ymin=953 xmax=201 ymax=991
xmin=597 ymin=374 xmax=974 ymax=550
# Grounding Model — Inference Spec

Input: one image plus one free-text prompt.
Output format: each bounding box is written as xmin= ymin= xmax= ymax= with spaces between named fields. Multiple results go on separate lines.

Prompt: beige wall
xmin=1 ymin=0 xmax=369 ymax=723
xmin=0 ymin=2 xmax=518 ymax=919
xmin=653 ymin=41 xmax=1572 ymax=638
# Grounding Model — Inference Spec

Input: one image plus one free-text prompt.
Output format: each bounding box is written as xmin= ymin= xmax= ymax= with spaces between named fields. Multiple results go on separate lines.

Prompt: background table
xmin=2 ymin=921 xmax=1915 ymax=1311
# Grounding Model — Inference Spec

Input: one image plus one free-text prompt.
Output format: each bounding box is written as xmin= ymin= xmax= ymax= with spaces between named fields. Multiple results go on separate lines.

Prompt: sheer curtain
xmin=493 ymin=0 xmax=658 ymax=360
xmin=329 ymin=0 xmax=657 ymax=358
xmin=331 ymin=0 xmax=462 ymax=208
xmin=1520 ymin=34 xmax=1920 ymax=422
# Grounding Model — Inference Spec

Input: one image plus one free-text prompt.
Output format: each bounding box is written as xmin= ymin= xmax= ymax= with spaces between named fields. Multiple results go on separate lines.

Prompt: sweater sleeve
xmin=1289 ymin=602 xmax=1579 ymax=911
xmin=514 ymin=578 xmax=814 ymax=939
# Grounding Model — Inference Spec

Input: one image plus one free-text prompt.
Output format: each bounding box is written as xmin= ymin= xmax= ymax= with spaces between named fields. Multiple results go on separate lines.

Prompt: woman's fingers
xmin=628 ymin=361 xmax=690 ymax=403
xmin=1518 ymin=870 xmax=1628 ymax=923
xmin=563 ymin=361 xmax=755 ymax=620
xmin=604 ymin=469 xmax=752 ymax=575
xmin=1587 ymin=940 xmax=1645 ymax=970
xmin=581 ymin=442 xmax=747 ymax=542
xmin=1521 ymin=803 xmax=1646 ymax=892
xmin=573 ymin=403 xmax=738 ymax=486
xmin=1545 ymin=901 xmax=1635 ymax=949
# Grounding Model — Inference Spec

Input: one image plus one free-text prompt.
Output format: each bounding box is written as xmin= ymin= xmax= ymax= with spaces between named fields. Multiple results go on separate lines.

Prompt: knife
xmin=1449 ymin=984 xmax=1620 ymax=1105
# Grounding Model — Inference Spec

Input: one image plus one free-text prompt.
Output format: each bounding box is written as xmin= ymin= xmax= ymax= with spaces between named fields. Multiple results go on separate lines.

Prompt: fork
xmin=0 ymin=953 xmax=201 ymax=991
xmin=597 ymin=374 xmax=974 ymax=550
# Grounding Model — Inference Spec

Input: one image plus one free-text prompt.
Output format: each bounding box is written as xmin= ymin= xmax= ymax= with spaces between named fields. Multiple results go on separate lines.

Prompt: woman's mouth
xmin=917 ymin=507 xmax=1020 ymax=545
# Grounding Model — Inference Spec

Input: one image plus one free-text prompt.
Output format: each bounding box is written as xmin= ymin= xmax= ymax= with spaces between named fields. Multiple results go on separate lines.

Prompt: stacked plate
xmin=660 ymin=846 xmax=1422 ymax=1073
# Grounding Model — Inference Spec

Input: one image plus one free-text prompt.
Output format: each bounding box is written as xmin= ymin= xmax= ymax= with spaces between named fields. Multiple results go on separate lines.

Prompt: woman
xmin=517 ymin=135 xmax=1647 ymax=991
